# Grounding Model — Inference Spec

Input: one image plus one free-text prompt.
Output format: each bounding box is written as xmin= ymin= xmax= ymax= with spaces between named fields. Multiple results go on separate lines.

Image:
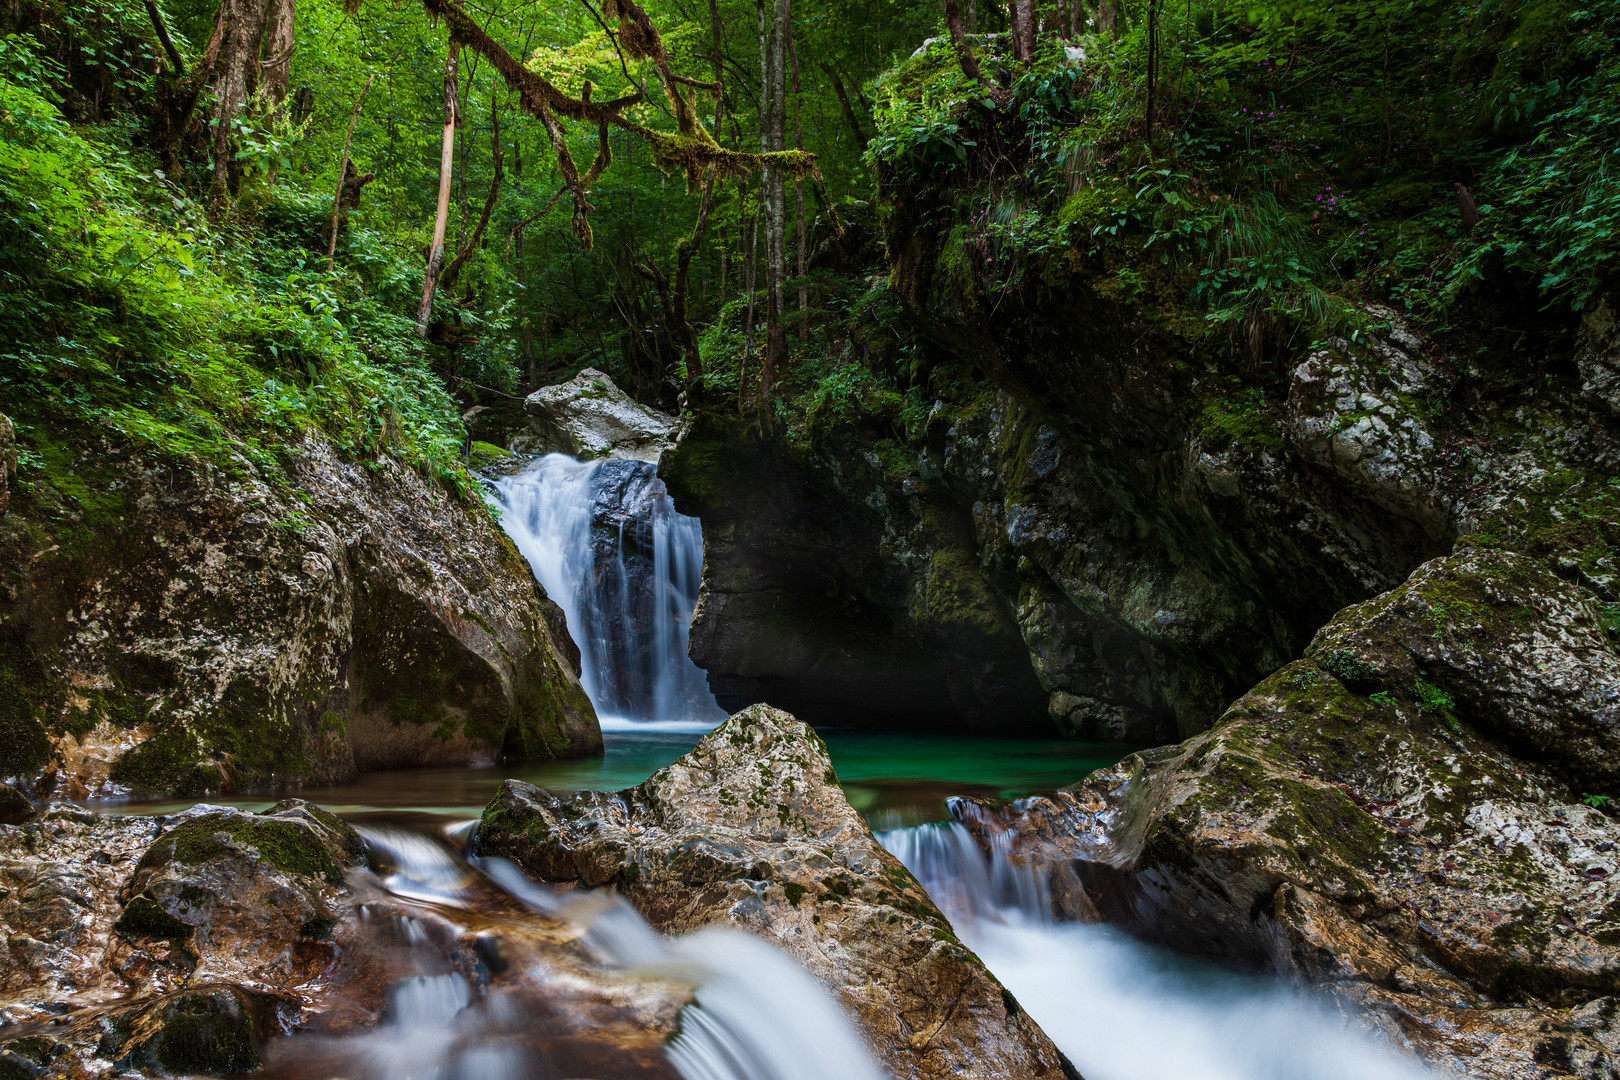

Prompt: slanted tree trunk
xmin=819 ymin=62 xmax=869 ymax=147
xmin=260 ymin=0 xmax=295 ymax=104
xmin=944 ymin=0 xmax=988 ymax=85
xmin=418 ymin=42 xmax=459 ymax=339
xmin=326 ymin=73 xmax=374 ymax=270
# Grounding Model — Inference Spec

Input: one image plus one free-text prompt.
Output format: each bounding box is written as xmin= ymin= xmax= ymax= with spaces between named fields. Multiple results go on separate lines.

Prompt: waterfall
xmin=877 ymin=821 xmax=1437 ymax=1080
xmin=494 ymin=453 xmax=725 ymax=728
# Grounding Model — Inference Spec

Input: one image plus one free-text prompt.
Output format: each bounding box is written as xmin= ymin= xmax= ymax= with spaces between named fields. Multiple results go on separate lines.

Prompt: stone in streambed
xmin=476 ymin=703 xmax=1078 ymax=1080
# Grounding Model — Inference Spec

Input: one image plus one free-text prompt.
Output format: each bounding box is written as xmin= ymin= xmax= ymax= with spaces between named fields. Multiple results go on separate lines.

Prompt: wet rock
xmin=0 ymin=432 xmax=599 ymax=800
xmin=112 ymin=985 xmax=279 ymax=1077
xmin=524 ymin=368 xmax=677 ymax=463
xmin=476 ymin=704 xmax=1076 ymax=1080
xmin=0 ymin=784 xmax=33 ymax=826
xmin=115 ymin=800 xmax=364 ymax=990
xmin=954 ymin=545 xmax=1620 ymax=1079
xmin=1578 ymin=298 xmax=1620 ymax=417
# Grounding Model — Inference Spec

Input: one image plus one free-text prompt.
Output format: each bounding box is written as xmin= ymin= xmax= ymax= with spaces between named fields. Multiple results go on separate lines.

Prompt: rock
xmin=476 ymin=704 xmax=1076 ymax=1080
xmin=953 ymin=544 xmax=1620 ymax=1079
xmin=115 ymin=800 xmax=365 ymax=988
xmin=0 ymin=432 xmax=599 ymax=799
xmin=524 ymin=368 xmax=678 ymax=462
xmin=111 ymin=985 xmax=280 ymax=1077
xmin=1578 ymin=299 xmax=1620 ymax=416
xmin=0 ymin=784 xmax=33 ymax=826
xmin=1284 ymin=314 xmax=1455 ymax=540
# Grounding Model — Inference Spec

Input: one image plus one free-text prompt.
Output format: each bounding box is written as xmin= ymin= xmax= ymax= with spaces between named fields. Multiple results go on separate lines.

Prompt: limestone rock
xmin=476 ymin=704 xmax=1077 ymax=1080
xmin=1578 ymin=299 xmax=1620 ymax=416
xmin=0 ymin=432 xmax=599 ymax=799
xmin=523 ymin=368 xmax=677 ymax=463
xmin=1285 ymin=316 xmax=1455 ymax=540
xmin=115 ymin=800 xmax=365 ymax=988
xmin=954 ymin=547 xmax=1620 ymax=1079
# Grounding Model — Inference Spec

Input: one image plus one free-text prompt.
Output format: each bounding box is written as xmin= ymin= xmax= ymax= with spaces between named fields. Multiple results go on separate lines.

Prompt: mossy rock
xmin=0 ymin=626 xmax=52 ymax=782
xmin=130 ymin=988 xmax=261 ymax=1077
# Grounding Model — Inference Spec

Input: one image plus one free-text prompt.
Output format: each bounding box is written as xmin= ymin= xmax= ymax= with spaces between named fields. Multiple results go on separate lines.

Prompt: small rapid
xmin=495 ymin=454 xmax=725 ymax=727
xmin=256 ymin=821 xmax=884 ymax=1080
xmin=877 ymin=820 xmax=1437 ymax=1080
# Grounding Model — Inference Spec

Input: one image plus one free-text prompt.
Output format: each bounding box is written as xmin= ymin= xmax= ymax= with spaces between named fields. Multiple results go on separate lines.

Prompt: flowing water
xmin=98 ymin=452 xmax=1439 ymax=1079
xmin=877 ymin=820 xmax=1436 ymax=1080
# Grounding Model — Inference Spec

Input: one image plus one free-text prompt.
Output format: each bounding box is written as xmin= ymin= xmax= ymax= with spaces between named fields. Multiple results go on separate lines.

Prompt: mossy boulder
xmin=522 ymin=367 xmax=677 ymax=462
xmin=475 ymin=704 xmax=1075 ymax=1080
xmin=116 ymin=800 xmax=364 ymax=983
xmin=116 ymin=986 xmax=272 ymax=1077
xmin=0 ymin=430 xmax=599 ymax=799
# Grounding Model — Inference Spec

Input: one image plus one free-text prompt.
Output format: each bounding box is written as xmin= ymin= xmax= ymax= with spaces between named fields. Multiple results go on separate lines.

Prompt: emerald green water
xmin=90 ymin=727 xmax=1132 ymax=824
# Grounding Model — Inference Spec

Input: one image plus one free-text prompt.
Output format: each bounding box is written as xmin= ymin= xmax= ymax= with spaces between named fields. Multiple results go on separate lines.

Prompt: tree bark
xmin=944 ymin=0 xmax=987 ymax=85
xmin=1012 ymin=0 xmax=1035 ymax=61
xmin=758 ymin=0 xmax=788 ymax=425
xmin=440 ymin=99 xmax=503 ymax=296
xmin=418 ymin=42 xmax=459 ymax=339
xmin=260 ymin=0 xmax=295 ymax=104
xmin=819 ymin=62 xmax=869 ymax=147
xmin=787 ymin=0 xmax=806 ymax=341
xmin=198 ymin=0 xmax=273 ymax=210
xmin=326 ymin=73 xmax=374 ymax=271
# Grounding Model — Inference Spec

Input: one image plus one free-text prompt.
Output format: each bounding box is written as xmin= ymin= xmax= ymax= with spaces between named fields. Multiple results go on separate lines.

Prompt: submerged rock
xmin=523 ymin=368 xmax=678 ymax=463
xmin=476 ymin=703 xmax=1078 ymax=1080
xmin=955 ymin=542 xmax=1620 ymax=1079
xmin=0 ymin=432 xmax=599 ymax=800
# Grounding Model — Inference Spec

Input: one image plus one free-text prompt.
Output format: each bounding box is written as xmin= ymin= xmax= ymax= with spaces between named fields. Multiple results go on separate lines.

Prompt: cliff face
xmin=0 ymin=428 xmax=600 ymax=799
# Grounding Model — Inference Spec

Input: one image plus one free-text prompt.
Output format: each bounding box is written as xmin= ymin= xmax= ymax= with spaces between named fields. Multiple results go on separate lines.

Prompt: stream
xmin=114 ymin=454 xmax=1438 ymax=1079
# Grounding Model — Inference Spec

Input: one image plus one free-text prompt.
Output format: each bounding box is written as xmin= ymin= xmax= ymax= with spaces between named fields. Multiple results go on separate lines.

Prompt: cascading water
xmin=495 ymin=453 xmax=725 ymax=727
xmin=878 ymin=820 xmax=1437 ymax=1080
xmin=257 ymin=822 xmax=885 ymax=1080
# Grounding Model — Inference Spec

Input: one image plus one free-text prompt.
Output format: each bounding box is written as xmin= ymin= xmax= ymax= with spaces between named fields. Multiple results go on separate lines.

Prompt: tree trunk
xmin=260 ymin=0 xmax=295 ymax=104
xmin=819 ymin=62 xmax=869 ymax=147
xmin=418 ymin=42 xmax=459 ymax=339
xmin=1012 ymin=0 xmax=1035 ymax=61
xmin=758 ymin=0 xmax=788 ymax=424
xmin=787 ymin=0 xmax=806 ymax=342
xmin=326 ymin=73 xmax=373 ymax=270
xmin=198 ymin=0 xmax=273 ymax=210
xmin=944 ymin=0 xmax=987 ymax=85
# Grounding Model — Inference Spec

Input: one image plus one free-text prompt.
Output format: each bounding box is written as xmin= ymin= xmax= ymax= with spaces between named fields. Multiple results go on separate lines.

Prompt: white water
xmin=878 ymin=821 xmax=1439 ymax=1080
xmin=494 ymin=453 xmax=725 ymax=727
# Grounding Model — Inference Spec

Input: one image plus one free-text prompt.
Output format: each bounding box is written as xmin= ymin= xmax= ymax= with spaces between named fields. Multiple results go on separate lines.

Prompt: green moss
xmin=0 ymin=625 xmax=51 ymax=780
xmin=468 ymin=441 xmax=513 ymax=469
xmin=783 ymin=882 xmax=807 ymax=907
xmin=147 ymin=990 xmax=259 ymax=1076
xmin=1194 ymin=389 xmax=1284 ymax=452
xmin=142 ymin=813 xmax=346 ymax=884
xmin=114 ymin=895 xmax=194 ymax=941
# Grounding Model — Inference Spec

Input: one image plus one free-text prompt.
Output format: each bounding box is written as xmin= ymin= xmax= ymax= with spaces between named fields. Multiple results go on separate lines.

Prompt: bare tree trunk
xmin=757 ymin=0 xmax=787 ymax=425
xmin=440 ymin=99 xmax=503 ymax=296
xmin=1012 ymin=0 xmax=1035 ymax=61
xmin=1099 ymin=0 xmax=1118 ymax=36
xmin=1145 ymin=0 xmax=1158 ymax=150
xmin=787 ymin=0 xmax=806 ymax=342
xmin=965 ymin=0 xmax=977 ymax=31
xmin=326 ymin=73 xmax=374 ymax=271
xmin=418 ymin=42 xmax=459 ymax=339
xmin=260 ymin=0 xmax=295 ymax=104
xmin=740 ymin=177 xmax=758 ymax=413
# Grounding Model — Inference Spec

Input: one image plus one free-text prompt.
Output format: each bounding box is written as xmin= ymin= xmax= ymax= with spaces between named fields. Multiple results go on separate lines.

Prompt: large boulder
xmin=476 ymin=704 xmax=1077 ymax=1080
xmin=522 ymin=368 xmax=678 ymax=462
xmin=955 ymin=546 xmax=1620 ymax=1079
xmin=0 ymin=432 xmax=599 ymax=799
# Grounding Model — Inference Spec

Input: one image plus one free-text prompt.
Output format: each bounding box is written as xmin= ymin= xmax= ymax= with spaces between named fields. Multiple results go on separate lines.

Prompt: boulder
xmin=1577 ymin=298 xmax=1620 ymax=417
xmin=0 ymin=432 xmax=599 ymax=799
xmin=523 ymin=368 xmax=678 ymax=462
xmin=115 ymin=800 xmax=365 ymax=988
xmin=476 ymin=704 xmax=1077 ymax=1080
xmin=954 ymin=546 xmax=1620 ymax=1079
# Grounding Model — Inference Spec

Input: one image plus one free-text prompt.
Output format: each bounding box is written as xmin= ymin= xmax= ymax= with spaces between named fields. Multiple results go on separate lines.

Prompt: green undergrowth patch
xmin=0 ymin=54 xmax=475 ymax=508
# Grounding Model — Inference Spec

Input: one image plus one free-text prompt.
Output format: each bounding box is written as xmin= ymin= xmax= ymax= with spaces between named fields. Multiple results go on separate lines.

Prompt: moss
xmin=1194 ymin=388 xmax=1285 ymax=452
xmin=141 ymin=812 xmax=346 ymax=884
xmin=146 ymin=990 xmax=259 ymax=1076
xmin=783 ymin=882 xmax=807 ymax=907
xmin=0 ymin=625 xmax=53 ymax=780
xmin=114 ymin=895 xmax=193 ymax=941
xmin=110 ymin=724 xmax=215 ymax=798
xmin=468 ymin=441 xmax=513 ymax=469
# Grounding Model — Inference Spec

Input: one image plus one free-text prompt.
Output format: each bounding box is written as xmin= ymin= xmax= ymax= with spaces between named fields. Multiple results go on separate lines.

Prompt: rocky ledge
xmin=955 ymin=542 xmax=1620 ymax=1079
xmin=0 ymin=425 xmax=599 ymax=801
xmin=475 ymin=703 xmax=1077 ymax=1080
